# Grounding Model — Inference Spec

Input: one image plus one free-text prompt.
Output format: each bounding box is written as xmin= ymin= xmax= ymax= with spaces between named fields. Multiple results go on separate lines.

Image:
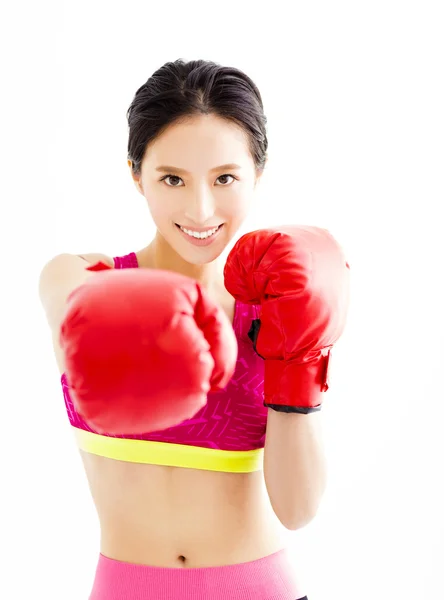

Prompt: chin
xmin=176 ymin=246 xmax=226 ymax=266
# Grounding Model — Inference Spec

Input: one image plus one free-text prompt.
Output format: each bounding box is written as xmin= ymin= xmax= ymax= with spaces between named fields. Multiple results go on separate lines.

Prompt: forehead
xmin=144 ymin=114 xmax=252 ymax=168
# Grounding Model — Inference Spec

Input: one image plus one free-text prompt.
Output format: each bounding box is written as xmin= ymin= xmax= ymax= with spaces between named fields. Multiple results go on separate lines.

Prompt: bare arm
xmin=38 ymin=252 xmax=114 ymax=334
xmin=264 ymin=409 xmax=327 ymax=530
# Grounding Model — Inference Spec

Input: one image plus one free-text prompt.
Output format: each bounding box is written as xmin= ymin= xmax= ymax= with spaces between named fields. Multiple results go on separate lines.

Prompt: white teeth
xmin=179 ymin=225 xmax=220 ymax=239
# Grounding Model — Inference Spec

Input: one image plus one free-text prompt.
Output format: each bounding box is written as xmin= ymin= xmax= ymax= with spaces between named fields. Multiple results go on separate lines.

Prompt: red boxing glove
xmin=224 ymin=226 xmax=350 ymax=413
xmin=60 ymin=263 xmax=237 ymax=434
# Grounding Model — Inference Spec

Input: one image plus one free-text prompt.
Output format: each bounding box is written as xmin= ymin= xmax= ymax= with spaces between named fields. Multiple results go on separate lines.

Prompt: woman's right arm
xmin=38 ymin=252 xmax=114 ymax=335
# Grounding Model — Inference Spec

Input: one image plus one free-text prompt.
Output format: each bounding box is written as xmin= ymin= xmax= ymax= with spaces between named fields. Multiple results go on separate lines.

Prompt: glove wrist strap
xmin=263 ymin=350 xmax=331 ymax=413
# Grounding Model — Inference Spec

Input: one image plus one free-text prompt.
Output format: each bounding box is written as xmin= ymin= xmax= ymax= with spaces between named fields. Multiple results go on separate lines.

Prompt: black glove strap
xmin=248 ymin=318 xmax=265 ymax=359
xmin=264 ymin=403 xmax=322 ymax=414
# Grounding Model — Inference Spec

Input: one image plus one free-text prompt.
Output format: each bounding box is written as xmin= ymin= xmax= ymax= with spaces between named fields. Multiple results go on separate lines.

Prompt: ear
xmin=128 ymin=160 xmax=144 ymax=195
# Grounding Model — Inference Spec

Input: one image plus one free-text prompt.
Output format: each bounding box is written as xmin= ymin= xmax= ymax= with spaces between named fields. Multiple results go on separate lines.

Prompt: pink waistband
xmin=89 ymin=549 xmax=306 ymax=600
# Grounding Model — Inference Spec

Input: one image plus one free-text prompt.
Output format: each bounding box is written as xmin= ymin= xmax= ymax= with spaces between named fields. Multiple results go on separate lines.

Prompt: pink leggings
xmin=89 ymin=548 xmax=307 ymax=600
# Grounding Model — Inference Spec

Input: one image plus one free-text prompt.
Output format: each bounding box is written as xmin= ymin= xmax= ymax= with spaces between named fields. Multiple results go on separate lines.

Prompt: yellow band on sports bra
xmin=72 ymin=427 xmax=264 ymax=473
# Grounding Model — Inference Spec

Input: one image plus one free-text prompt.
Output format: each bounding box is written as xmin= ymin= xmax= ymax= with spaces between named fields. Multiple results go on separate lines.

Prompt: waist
xmin=72 ymin=426 xmax=264 ymax=473
xmin=100 ymin=523 xmax=287 ymax=570
xmin=98 ymin=485 xmax=287 ymax=568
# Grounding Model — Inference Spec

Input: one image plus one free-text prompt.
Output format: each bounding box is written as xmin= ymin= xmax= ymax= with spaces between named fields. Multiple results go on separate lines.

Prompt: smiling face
xmin=128 ymin=113 xmax=261 ymax=265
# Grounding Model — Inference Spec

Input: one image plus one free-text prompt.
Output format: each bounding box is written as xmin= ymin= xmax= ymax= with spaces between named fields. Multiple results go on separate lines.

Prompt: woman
xmin=39 ymin=58 xmax=323 ymax=599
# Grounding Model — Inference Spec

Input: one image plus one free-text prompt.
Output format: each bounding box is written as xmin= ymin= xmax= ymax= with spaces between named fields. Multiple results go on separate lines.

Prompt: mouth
xmin=175 ymin=223 xmax=224 ymax=246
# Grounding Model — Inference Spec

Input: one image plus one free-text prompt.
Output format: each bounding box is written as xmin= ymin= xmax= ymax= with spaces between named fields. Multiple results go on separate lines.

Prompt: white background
xmin=2 ymin=1 xmax=443 ymax=599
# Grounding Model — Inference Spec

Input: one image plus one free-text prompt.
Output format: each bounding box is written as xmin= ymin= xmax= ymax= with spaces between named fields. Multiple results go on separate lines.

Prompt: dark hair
xmin=126 ymin=59 xmax=268 ymax=177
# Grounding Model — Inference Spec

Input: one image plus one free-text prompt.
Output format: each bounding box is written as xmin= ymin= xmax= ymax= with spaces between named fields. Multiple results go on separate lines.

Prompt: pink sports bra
xmin=61 ymin=252 xmax=267 ymax=473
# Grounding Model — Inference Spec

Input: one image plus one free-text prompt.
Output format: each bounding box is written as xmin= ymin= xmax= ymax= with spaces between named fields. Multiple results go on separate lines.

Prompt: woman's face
xmin=129 ymin=114 xmax=261 ymax=265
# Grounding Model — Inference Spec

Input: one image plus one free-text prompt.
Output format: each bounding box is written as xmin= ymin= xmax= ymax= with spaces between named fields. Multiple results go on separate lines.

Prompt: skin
xmin=61 ymin=113 xmax=289 ymax=568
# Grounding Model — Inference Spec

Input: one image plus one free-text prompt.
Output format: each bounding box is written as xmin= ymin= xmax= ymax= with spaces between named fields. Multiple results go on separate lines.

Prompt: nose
xmin=183 ymin=184 xmax=216 ymax=225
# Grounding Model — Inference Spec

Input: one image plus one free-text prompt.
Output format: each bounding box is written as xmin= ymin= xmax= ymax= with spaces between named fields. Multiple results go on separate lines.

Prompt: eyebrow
xmin=155 ymin=163 xmax=242 ymax=174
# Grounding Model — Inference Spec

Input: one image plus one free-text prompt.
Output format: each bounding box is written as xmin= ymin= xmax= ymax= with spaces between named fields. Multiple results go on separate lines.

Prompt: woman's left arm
xmin=263 ymin=409 xmax=327 ymax=530
xmin=224 ymin=225 xmax=349 ymax=530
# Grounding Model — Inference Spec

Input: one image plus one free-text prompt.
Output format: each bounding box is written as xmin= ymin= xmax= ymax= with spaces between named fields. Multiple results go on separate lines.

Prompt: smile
xmin=175 ymin=223 xmax=224 ymax=247
xmin=177 ymin=224 xmax=222 ymax=239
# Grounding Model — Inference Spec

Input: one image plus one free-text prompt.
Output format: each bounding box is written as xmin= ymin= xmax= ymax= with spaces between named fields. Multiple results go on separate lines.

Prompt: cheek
xmin=146 ymin=195 xmax=174 ymax=222
xmin=221 ymin=190 xmax=253 ymax=219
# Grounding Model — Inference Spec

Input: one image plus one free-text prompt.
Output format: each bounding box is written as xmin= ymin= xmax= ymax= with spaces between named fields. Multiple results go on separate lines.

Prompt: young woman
xmin=39 ymin=58 xmax=348 ymax=599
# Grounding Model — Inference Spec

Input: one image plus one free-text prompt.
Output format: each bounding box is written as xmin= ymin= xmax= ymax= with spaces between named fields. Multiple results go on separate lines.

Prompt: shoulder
xmin=77 ymin=252 xmax=115 ymax=268
xmin=38 ymin=252 xmax=114 ymax=333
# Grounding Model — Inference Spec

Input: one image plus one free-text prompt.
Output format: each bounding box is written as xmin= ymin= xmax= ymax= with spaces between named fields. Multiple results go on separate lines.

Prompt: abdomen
xmin=79 ymin=450 xmax=286 ymax=567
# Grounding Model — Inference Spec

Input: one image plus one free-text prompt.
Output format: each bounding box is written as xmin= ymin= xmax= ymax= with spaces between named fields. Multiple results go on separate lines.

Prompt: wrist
xmin=263 ymin=350 xmax=331 ymax=413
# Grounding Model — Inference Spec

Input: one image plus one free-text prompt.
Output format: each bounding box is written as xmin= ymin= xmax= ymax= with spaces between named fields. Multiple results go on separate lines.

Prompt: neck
xmin=141 ymin=231 xmax=224 ymax=292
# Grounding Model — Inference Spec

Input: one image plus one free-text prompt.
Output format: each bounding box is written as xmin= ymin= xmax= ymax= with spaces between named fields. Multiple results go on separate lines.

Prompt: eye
xmin=160 ymin=174 xmax=237 ymax=187
xmin=216 ymin=174 xmax=236 ymax=186
xmin=160 ymin=175 xmax=184 ymax=187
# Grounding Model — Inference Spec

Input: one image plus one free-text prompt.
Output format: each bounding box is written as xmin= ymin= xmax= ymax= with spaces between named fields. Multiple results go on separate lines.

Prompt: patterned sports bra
xmin=61 ymin=252 xmax=267 ymax=473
